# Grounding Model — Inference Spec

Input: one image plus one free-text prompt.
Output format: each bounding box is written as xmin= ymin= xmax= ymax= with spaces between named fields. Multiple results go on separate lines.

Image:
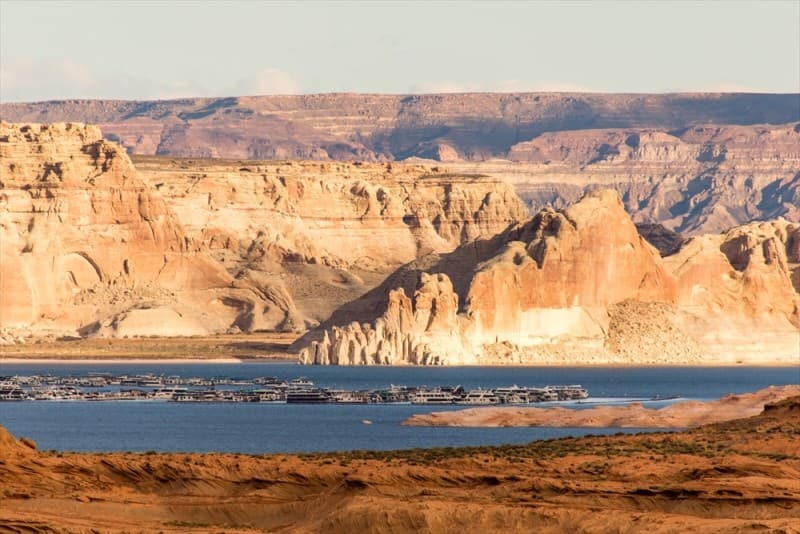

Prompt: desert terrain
xmin=2 ymin=394 xmax=799 ymax=533
xmin=0 ymin=332 xmax=296 ymax=361
xmin=3 ymin=94 xmax=799 ymax=237
xmin=297 ymin=189 xmax=799 ymax=365
xmin=1 ymin=93 xmax=799 ymax=365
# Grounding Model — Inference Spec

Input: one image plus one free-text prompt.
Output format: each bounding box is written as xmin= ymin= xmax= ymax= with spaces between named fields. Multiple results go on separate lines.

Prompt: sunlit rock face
xmin=0 ymin=121 xmax=528 ymax=340
xmin=0 ymin=122 xmax=299 ymax=338
xmin=297 ymin=190 xmax=800 ymax=365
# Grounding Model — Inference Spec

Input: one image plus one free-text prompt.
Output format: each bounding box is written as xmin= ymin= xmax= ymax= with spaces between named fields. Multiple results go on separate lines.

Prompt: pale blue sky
xmin=1 ymin=0 xmax=798 ymax=102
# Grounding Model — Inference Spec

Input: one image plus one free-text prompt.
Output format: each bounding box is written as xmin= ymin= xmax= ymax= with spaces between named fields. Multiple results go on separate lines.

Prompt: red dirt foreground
xmin=2 ymin=394 xmax=800 ymax=533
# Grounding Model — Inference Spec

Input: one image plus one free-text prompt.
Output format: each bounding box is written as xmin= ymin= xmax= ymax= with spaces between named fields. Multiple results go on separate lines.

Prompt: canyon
xmin=296 ymin=189 xmax=799 ymax=365
xmin=0 ymin=122 xmax=524 ymax=342
xmin=1 ymin=110 xmax=798 ymax=364
xmin=2 ymin=94 xmax=798 ymax=236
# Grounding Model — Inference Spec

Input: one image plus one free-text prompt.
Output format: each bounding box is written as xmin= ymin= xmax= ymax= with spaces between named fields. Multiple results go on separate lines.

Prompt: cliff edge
xmin=296 ymin=190 xmax=800 ymax=364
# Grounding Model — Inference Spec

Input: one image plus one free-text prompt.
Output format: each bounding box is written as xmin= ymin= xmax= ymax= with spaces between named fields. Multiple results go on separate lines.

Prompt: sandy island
xmin=403 ymin=385 xmax=800 ymax=428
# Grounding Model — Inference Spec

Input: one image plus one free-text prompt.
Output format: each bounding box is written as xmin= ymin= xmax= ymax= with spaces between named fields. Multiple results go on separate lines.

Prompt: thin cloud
xmin=1 ymin=57 xmax=94 ymax=102
xmin=232 ymin=68 xmax=300 ymax=96
xmin=0 ymin=56 xmax=209 ymax=103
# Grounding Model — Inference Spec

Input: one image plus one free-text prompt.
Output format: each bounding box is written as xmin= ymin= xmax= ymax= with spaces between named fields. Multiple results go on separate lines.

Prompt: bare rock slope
xmin=0 ymin=122 xmax=526 ymax=340
xmin=0 ymin=123 xmax=301 ymax=338
xmin=132 ymin=157 xmax=526 ymax=324
xmin=296 ymin=190 xmax=800 ymax=365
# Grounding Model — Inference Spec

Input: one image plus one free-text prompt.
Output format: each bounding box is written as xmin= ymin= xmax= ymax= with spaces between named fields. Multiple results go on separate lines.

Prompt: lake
xmin=1 ymin=363 xmax=797 ymax=453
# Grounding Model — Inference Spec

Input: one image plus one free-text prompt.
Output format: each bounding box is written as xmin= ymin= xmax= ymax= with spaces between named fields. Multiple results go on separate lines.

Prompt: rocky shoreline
xmin=403 ymin=385 xmax=800 ymax=427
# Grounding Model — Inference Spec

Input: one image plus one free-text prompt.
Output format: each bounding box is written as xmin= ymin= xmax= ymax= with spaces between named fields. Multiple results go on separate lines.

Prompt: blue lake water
xmin=1 ymin=363 xmax=797 ymax=454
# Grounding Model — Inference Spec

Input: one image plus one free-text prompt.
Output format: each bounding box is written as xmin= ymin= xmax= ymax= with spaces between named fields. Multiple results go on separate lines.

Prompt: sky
xmin=1 ymin=0 xmax=798 ymax=103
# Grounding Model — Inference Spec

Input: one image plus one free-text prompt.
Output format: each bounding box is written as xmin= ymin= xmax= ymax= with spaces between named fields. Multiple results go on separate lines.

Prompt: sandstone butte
xmin=2 ymin=395 xmax=800 ymax=532
xmin=0 ymin=122 xmax=525 ymax=342
xmin=296 ymin=189 xmax=800 ymax=365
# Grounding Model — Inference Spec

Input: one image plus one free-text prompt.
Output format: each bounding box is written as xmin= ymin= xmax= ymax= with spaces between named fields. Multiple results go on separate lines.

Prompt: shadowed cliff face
xmin=0 ymin=122 xmax=305 ymax=338
xmin=296 ymin=190 xmax=800 ymax=365
xmin=505 ymin=123 xmax=800 ymax=234
xmin=0 ymin=122 xmax=527 ymax=341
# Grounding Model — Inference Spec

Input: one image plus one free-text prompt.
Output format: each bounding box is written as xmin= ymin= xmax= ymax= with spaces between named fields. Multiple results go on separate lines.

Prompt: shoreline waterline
xmin=1 ymin=357 xmax=798 ymax=367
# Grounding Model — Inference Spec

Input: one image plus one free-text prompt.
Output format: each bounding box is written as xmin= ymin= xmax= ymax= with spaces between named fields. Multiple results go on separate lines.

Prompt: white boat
xmin=493 ymin=385 xmax=530 ymax=404
xmin=0 ymin=383 xmax=26 ymax=401
xmin=289 ymin=377 xmax=314 ymax=390
xmin=151 ymin=387 xmax=189 ymax=400
xmin=253 ymin=389 xmax=283 ymax=402
xmin=457 ymin=388 xmax=500 ymax=405
xmin=528 ymin=387 xmax=559 ymax=402
xmin=411 ymin=389 xmax=456 ymax=404
xmin=329 ymin=390 xmax=368 ymax=403
xmin=545 ymin=385 xmax=589 ymax=400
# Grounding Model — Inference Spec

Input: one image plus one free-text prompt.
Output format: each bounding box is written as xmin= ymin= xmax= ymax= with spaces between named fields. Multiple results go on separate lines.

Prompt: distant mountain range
xmin=2 ymin=92 xmax=798 ymax=160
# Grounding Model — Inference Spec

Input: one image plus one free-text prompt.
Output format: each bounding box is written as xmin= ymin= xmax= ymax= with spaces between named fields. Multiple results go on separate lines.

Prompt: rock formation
xmin=302 ymin=273 xmax=468 ymax=365
xmin=3 ymin=95 xmax=797 ymax=236
xmin=455 ymin=122 xmax=800 ymax=234
xmin=510 ymin=123 xmax=800 ymax=234
xmin=132 ymin=157 xmax=526 ymax=325
xmin=0 ymin=122 xmax=302 ymax=339
xmin=3 ymin=120 xmax=798 ymax=359
xmin=297 ymin=190 xmax=800 ymax=365
xmin=0 ymin=122 xmax=527 ymax=340
xmin=665 ymin=219 xmax=800 ymax=359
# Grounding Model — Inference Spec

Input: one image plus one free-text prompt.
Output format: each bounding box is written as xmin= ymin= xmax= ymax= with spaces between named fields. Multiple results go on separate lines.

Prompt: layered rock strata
xmin=0 ymin=122 xmax=302 ymax=338
xmin=132 ymin=158 xmax=526 ymax=324
xmin=0 ymin=123 xmax=527 ymax=339
xmin=3 ymin=95 xmax=797 ymax=236
xmin=2 ymin=93 xmax=797 ymax=160
xmin=297 ymin=190 xmax=800 ymax=365
xmin=455 ymin=122 xmax=800 ymax=234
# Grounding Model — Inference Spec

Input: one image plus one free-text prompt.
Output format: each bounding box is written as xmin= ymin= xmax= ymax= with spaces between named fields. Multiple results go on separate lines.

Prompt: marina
xmin=0 ymin=364 xmax=789 ymax=454
xmin=0 ymin=373 xmax=588 ymax=404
